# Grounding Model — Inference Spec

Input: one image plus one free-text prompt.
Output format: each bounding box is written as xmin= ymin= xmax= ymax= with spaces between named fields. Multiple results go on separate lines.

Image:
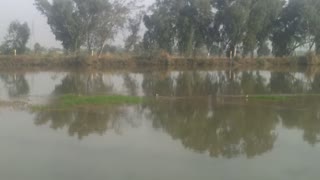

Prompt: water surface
xmin=0 ymin=69 xmax=320 ymax=180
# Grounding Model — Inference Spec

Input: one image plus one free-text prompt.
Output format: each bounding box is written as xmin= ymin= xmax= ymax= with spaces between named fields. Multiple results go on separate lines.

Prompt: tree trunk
xmin=98 ymin=42 xmax=106 ymax=58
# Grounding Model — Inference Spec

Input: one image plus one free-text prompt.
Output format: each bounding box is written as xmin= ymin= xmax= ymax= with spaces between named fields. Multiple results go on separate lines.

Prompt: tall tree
xmin=212 ymin=0 xmax=251 ymax=57
xmin=35 ymin=0 xmax=132 ymax=55
xmin=74 ymin=0 xmax=111 ymax=52
xmin=272 ymin=0 xmax=320 ymax=56
xmin=93 ymin=0 xmax=131 ymax=56
xmin=176 ymin=0 xmax=213 ymax=56
xmin=304 ymin=0 xmax=320 ymax=54
xmin=242 ymin=0 xmax=283 ymax=57
xmin=143 ymin=0 xmax=213 ymax=56
xmin=125 ymin=12 xmax=143 ymax=52
xmin=143 ymin=0 xmax=178 ymax=53
xmin=35 ymin=0 xmax=84 ymax=53
xmin=0 ymin=21 xmax=30 ymax=55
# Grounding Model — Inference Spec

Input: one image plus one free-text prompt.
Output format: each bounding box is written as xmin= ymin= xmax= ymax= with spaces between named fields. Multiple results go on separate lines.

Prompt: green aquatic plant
xmin=32 ymin=94 xmax=144 ymax=111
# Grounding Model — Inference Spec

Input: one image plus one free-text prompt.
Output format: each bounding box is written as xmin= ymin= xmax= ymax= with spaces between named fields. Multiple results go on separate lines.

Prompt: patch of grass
xmin=32 ymin=95 xmax=144 ymax=111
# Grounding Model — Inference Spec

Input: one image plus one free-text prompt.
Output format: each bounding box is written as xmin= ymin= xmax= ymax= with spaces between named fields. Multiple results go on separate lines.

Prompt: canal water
xmin=0 ymin=69 xmax=319 ymax=180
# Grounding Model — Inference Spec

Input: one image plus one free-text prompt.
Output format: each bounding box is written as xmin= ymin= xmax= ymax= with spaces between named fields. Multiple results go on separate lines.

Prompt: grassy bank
xmin=0 ymin=52 xmax=319 ymax=69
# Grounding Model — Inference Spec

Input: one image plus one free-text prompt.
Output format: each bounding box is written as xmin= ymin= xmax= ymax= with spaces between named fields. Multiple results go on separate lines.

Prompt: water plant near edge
xmin=32 ymin=95 xmax=144 ymax=111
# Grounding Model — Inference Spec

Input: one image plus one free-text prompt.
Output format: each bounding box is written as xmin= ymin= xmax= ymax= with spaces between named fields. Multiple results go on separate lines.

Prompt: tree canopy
xmin=31 ymin=0 xmax=320 ymax=57
xmin=35 ymin=0 xmax=132 ymax=55
xmin=143 ymin=0 xmax=320 ymax=57
xmin=0 ymin=21 xmax=30 ymax=55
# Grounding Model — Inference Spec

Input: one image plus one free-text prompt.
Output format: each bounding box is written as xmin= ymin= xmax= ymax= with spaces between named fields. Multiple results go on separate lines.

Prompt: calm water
xmin=0 ymin=69 xmax=320 ymax=180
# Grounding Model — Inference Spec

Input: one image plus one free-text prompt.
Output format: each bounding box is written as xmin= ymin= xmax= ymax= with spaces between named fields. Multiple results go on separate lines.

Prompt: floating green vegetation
xmin=32 ymin=94 xmax=144 ymax=111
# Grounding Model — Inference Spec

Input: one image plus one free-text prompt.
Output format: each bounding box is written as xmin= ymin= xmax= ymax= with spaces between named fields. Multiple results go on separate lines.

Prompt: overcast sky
xmin=0 ymin=0 xmax=154 ymax=48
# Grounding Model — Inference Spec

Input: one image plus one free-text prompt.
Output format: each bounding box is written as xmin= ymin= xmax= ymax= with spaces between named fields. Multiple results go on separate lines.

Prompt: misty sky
xmin=0 ymin=0 xmax=155 ymax=49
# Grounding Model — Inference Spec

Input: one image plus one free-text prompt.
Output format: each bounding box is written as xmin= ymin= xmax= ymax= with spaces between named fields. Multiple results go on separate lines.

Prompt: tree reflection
xmin=141 ymin=70 xmax=320 ymax=157
xmin=279 ymin=97 xmax=320 ymax=145
xmin=54 ymin=72 xmax=113 ymax=95
xmin=0 ymin=73 xmax=29 ymax=97
xmin=141 ymin=70 xmax=271 ymax=97
xmin=269 ymin=72 xmax=305 ymax=94
xmin=34 ymin=106 xmax=141 ymax=139
xmin=30 ymin=70 xmax=320 ymax=158
xmin=123 ymin=73 xmax=139 ymax=96
xmin=146 ymin=98 xmax=278 ymax=158
xmin=33 ymin=72 xmax=141 ymax=139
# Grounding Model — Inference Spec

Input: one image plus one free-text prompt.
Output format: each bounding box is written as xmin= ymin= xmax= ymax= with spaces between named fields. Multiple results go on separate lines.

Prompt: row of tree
xmin=1 ymin=0 xmax=319 ymax=57
xmin=35 ymin=0 xmax=134 ymax=56
xmin=143 ymin=0 xmax=320 ymax=57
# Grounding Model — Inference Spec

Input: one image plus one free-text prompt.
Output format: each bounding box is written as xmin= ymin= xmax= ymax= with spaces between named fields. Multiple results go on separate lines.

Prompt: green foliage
xmin=30 ymin=0 xmax=320 ymax=57
xmin=33 ymin=95 xmax=144 ymax=110
xmin=143 ymin=0 xmax=177 ymax=53
xmin=35 ymin=0 xmax=84 ymax=53
xmin=257 ymin=42 xmax=271 ymax=57
xmin=143 ymin=0 xmax=213 ymax=56
xmin=61 ymin=94 xmax=143 ymax=106
xmin=271 ymin=0 xmax=308 ymax=57
xmin=35 ymin=0 xmax=131 ymax=54
xmin=143 ymin=0 xmax=286 ymax=58
xmin=0 ymin=21 xmax=30 ymax=55
xmin=271 ymin=0 xmax=320 ymax=56
xmin=34 ymin=43 xmax=47 ymax=54
xmin=242 ymin=0 xmax=283 ymax=57
xmin=125 ymin=13 xmax=143 ymax=52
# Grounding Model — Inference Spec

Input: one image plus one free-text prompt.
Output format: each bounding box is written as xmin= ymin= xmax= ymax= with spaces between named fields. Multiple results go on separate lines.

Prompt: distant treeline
xmin=1 ymin=0 xmax=320 ymax=58
xmin=142 ymin=0 xmax=320 ymax=58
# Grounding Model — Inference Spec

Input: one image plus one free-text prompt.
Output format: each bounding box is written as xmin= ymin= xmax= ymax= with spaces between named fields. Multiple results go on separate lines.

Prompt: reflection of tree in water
xmin=139 ymin=69 xmax=273 ymax=158
xmin=142 ymin=71 xmax=175 ymax=96
xmin=34 ymin=72 xmax=142 ymax=139
xmin=54 ymin=72 xmax=113 ymax=95
xmin=0 ymin=74 xmax=29 ymax=97
xmin=146 ymin=99 xmax=278 ymax=158
xmin=32 ymin=70 xmax=320 ymax=157
xmin=241 ymin=71 xmax=268 ymax=94
xmin=269 ymin=73 xmax=320 ymax=145
xmin=142 ymin=70 xmax=270 ymax=97
xmin=123 ymin=73 xmax=138 ymax=96
xmin=141 ymin=70 xmax=320 ymax=157
xmin=269 ymin=72 xmax=305 ymax=94
xmin=34 ymin=106 xmax=142 ymax=139
xmin=310 ymin=74 xmax=320 ymax=93
xmin=279 ymin=98 xmax=320 ymax=145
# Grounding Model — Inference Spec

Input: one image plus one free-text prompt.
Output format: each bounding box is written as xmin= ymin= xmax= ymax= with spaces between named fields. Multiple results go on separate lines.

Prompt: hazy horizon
xmin=0 ymin=0 xmax=154 ymax=49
